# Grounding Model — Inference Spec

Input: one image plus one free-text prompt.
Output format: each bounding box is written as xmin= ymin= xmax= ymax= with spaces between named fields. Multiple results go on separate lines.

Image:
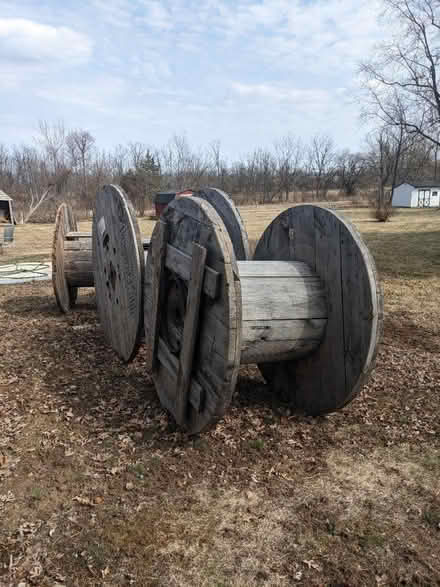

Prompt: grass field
xmin=1 ymin=205 xmax=440 ymax=585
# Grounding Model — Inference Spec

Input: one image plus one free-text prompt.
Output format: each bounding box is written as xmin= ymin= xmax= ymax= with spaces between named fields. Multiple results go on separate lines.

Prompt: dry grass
xmin=0 ymin=204 xmax=439 ymax=586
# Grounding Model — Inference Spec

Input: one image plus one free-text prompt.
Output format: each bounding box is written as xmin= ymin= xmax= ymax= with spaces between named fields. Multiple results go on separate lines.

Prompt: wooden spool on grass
xmin=52 ymin=203 xmax=93 ymax=313
xmin=145 ymin=196 xmax=383 ymax=434
xmin=52 ymin=201 xmax=149 ymax=315
xmin=93 ymin=184 xmax=250 ymax=362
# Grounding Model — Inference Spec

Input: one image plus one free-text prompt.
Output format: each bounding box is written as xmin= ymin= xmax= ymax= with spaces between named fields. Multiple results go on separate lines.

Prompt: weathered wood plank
xmin=237 ymin=260 xmax=315 ymax=278
xmin=240 ymin=276 xmax=326 ymax=321
xmin=241 ymin=318 xmax=327 ymax=364
xmin=175 ymin=243 xmax=207 ymax=425
xmin=165 ymin=243 xmax=219 ymax=299
xmin=65 ymin=231 xmax=92 ymax=239
xmin=64 ymin=240 xmax=93 ymax=251
xmin=148 ymin=220 xmax=168 ymax=372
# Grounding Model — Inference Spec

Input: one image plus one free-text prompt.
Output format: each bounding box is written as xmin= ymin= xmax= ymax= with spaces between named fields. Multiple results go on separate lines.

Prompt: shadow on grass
xmin=363 ymin=230 xmax=440 ymax=280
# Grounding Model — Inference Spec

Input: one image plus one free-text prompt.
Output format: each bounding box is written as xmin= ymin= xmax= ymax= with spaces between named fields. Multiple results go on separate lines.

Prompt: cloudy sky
xmin=0 ymin=0 xmax=384 ymax=158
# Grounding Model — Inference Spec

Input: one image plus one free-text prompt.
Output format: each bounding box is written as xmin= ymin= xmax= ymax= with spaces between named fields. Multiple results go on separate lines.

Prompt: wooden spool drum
xmin=145 ymin=196 xmax=383 ymax=434
xmin=52 ymin=203 xmax=93 ymax=313
xmin=93 ymin=185 xmax=250 ymax=363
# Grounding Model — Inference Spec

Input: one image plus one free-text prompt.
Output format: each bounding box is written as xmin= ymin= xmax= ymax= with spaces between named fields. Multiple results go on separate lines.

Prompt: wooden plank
xmin=240 ymin=276 xmax=326 ymax=321
xmin=165 ymin=243 xmax=220 ymax=299
xmin=237 ymin=260 xmax=314 ymax=278
xmin=148 ymin=220 xmax=168 ymax=372
xmin=157 ymin=337 xmax=204 ymax=412
xmin=65 ymin=231 xmax=92 ymax=239
xmin=241 ymin=318 xmax=327 ymax=364
xmin=64 ymin=240 xmax=92 ymax=251
xmin=175 ymin=243 xmax=207 ymax=426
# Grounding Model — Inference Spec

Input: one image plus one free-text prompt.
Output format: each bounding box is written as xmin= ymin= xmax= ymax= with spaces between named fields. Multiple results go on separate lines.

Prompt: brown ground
xmin=1 ymin=206 xmax=440 ymax=586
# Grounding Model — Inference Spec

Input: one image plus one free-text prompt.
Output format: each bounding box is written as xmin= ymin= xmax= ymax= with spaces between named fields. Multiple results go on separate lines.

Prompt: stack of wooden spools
xmin=52 ymin=185 xmax=383 ymax=433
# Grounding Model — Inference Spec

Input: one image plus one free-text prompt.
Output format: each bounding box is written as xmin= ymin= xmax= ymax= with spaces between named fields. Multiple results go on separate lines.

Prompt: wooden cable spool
xmin=93 ymin=184 xmax=250 ymax=362
xmin=52 ymin=201 xmax=149 ymax=315
xmin=52 ymin=203 xmax=93 ymax=313
xmin=144 ymin=196 xmax=383 ymax=434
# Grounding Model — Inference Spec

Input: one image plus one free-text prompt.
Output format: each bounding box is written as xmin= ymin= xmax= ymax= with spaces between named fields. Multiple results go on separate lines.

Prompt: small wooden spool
xmin=93 ymin=184 xmax=250 ymax=363
xmin=145 ymin=197 xmax=383 ymax=433
xmin=52 ymin=203 xmax=93 ymax=313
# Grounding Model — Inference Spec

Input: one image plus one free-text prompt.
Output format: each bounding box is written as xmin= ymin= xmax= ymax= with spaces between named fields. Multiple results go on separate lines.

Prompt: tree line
xmin=0 ymin=123 xmax=437 ymax=222
xmin=1 ymin=0 xmax=439 ymax=222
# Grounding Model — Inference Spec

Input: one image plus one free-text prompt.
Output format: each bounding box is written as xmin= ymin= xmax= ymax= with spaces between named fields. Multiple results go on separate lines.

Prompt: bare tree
xmin=160 ymin=135 xmax=208 ymax=190
xmin=66 ymin=129 xmax=95 ymax=207
xmin=360 ymin=0 xmax=440 ymax=148
xmin=209 ymin=140 xmax=228 ymax=190
xmin=13 ymin=146 xmax=55 ymax=222
xmin=366 ymin=125 xmax=415 ymax=219
xmin=337 ymin=151 xmax=366 ymax=196
xmin=37 ymin=120 xmax=66 ymax=175
xmin=308 ymin=135 xmax=336 ymax=199
xmin=274 ymin=135 xmax=304 ymax=201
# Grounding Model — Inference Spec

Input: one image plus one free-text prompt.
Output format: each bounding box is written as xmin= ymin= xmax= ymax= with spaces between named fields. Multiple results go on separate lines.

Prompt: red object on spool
xmin=154 ymin=189 xmax=194 ymax=217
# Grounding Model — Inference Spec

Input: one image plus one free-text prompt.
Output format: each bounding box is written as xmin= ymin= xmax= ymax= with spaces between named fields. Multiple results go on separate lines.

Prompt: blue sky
xmin=0 ymin=0 xmax=384 ymax=159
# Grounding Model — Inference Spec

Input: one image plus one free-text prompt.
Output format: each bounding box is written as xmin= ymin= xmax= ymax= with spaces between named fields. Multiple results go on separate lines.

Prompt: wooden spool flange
xmin=144 ymin=195 xmax=242 ymax=433
xmin=52 ymin=203 xmax=93 ymax=313
xmin=93 ymin=185 xmax=145 ymax=362
xmin=145 ymin=197 xmax=383 ymax=433
xmin=254 ymin=204 xmax=384 ymax=415
xmin=194 ymin=187 xmax=250 ymax=260
xmin=93 ymin=184 xmax=249 ymax=363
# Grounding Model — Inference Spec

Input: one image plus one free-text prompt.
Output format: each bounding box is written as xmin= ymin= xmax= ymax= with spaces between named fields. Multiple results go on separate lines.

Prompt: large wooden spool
xmin=93 ymin=185 xmax=250 ymax=362
xmin=52 ymin=203 xmax=93 ymax=313
xmin=145 ymin=197 xmax=383 ymax=434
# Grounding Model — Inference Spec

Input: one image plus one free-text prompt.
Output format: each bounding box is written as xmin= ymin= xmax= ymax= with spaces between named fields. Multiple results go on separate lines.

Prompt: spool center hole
xmin=108 ymin=261 xmax=117 ymax=291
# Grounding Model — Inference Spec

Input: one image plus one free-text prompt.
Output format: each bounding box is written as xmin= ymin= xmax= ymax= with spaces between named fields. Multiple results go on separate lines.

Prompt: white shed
xmin=392 ymin=181 xmax=440 ymax=208
xmin=0 ymin=189 xmax=15 ymax=244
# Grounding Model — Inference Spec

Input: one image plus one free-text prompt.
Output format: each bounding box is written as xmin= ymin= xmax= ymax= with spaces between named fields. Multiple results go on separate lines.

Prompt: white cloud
xmin=139 ymin=1 xmax=172 ymax=30
xmin=0 ymin=18 xmax=92 ymax=64
xmin=35 ymin=75 xmax=127 ymax=114
xmin=231 ymin=82 xmax=331 ymax=106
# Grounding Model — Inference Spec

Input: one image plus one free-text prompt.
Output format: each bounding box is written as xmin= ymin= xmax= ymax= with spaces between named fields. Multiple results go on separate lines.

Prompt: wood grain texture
xmin=64 ymin=237 xmax=93 ymax=287
xmin=93 ymin=185 xmax=144 ymax=362
xmin=65 ymin=232 xmax=92 ymax=239
xmin=195 ymin=187 xmax=250 ymax=260
xmin=148 ymin=220 xmax=168 ymax=372
xmin=144 ymin=195 xmax=242 ymax=434
xmin=253 ymin=204 xmax=383 ymax=415
xmin=175 ymin=243 xmax=207 ymax=425
xmin=239 ymin=260 xmax=327 ymax=364
xmin=52 ymin=203 xmax=79 ymax=313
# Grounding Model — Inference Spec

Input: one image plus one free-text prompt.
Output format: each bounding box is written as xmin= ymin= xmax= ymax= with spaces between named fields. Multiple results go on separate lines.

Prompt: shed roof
xmin=397 ymin=179 xmax=440 ymax=189
xmin=0 ymin=189 xmax=12 ymax=201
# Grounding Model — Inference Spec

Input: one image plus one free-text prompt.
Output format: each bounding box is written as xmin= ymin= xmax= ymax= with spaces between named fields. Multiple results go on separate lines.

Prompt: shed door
xmin=431 ymin=190 xmax=439 ymax=207
xmin=417 ymin=189 xmax=431 ymax=207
